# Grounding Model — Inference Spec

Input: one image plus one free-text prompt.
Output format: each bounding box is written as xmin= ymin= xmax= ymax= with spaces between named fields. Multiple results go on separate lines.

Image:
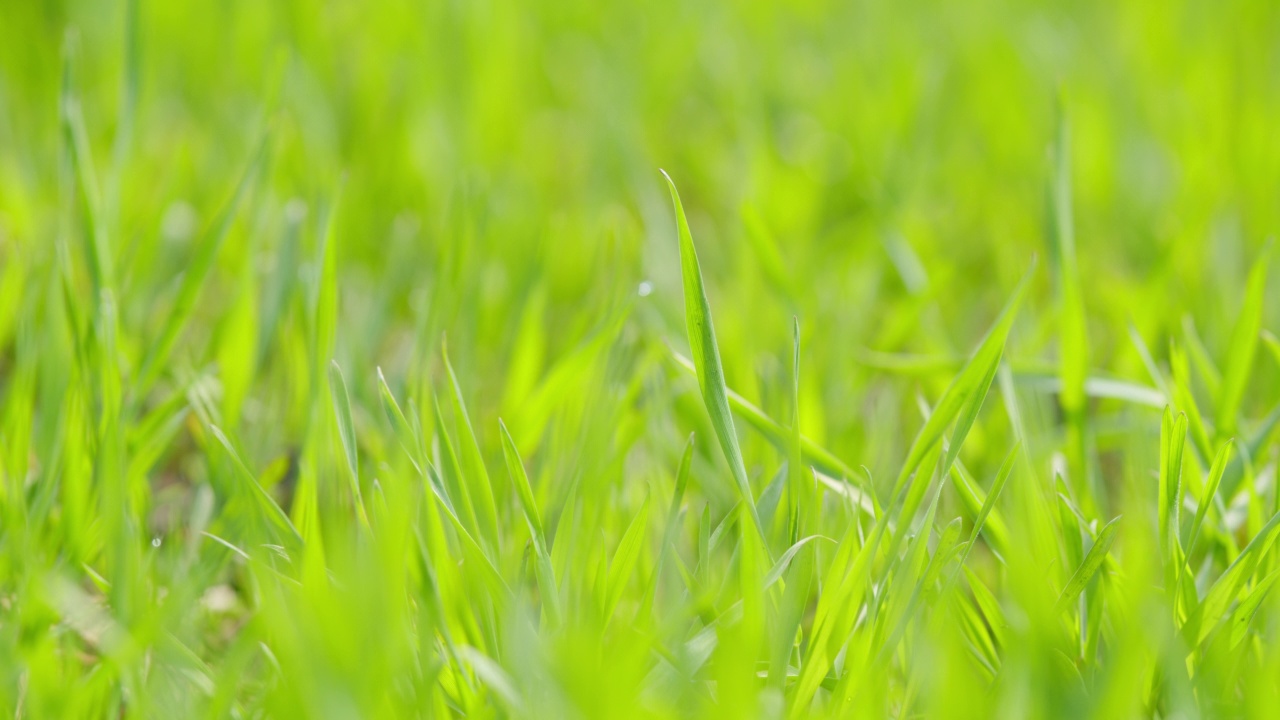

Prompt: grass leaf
xmin=1054 ymin=516 xmax=1121 ymax=614
xmin=499 ymin=419 xmax=560 ymax=626
xmin=328 ymin=361 xmax=368 ymax=527
xmin=1216 ymin=244 xmax=1271 ymax=439
xmin=663 ymin=170 xmax=768 ymax=550
xmin=442 ymin=342 xmax=501 ymax=555
xmin=892 ymin=260 xmax=1035 ymax=504
xmin=604 ymin=490 xmax=652 ymax=621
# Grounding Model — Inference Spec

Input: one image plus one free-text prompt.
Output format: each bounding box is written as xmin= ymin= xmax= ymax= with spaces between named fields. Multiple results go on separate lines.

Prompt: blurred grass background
xmin=3 ymin=0 xmax=1280 ymax=716
xmin=4 ymin=0 xmax=1279 ymax=441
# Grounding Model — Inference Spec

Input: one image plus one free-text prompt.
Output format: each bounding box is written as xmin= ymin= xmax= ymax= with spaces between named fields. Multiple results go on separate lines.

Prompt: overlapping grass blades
xmin=663 ymin=170 xmax=769 ymax=552
xmin=6 ymin=8 xmax=1280 ymax=714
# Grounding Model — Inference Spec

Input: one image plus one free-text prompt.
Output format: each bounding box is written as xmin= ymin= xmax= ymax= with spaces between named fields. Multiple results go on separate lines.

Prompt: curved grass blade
xmin=876 ymin=515 xmax=966 ymax=664
xmin=873 ymin=482 xmax=953 ymax=663
xmin=209 ymin=425 xmax=301 ymax=547
xmin=420 ymin=464 xmax=510 ymax=602
xmin=376 ymin=367 xmax=424 ymax=475
xmin=1186 ymin=507 xmax=1280 ymax=646
xmin=1169 ymin=340 xmax=1214 ymax=466
xmin=499 ymin=419 xmax=560 ymax=626
xmin=669 ymin=350 xmax=867 ymax=505
xmin=891 ymin=260 xmax=1035 ymax=504
xmin=1216 ymin=243 xmax=1271 ymax=439
xmin=1229 ymin=567 xmax=1280 ymax=649
xmin=964 ymin=565 xmax=1007 ymax=649
xmin=662 ymin=170 xmax=768 ymax=553
xmin=432 ymin=394 xmax=483 ymax=551
xmin=328 ymin=361 xmax=369 ymax=528
xmin=951 ymin=443 xmax=1019 ymax=582
xmin=948 ymin=458 xmax=1012 ymax=557
xmin=442 ymin=342 xmax=501 ymax=555
xmin=1054 ymin=515 xmax=1120 ymax=614
xmin=604 ymin=490 xmax=651 ymax=621
xmin=763 ymin=534 xmax=834 ymax=589
xmin=768 ymin=534 xmax=814 ymax=690
xmin=1184 ymin=439 xmax=1234 ymax=562
xmin=1157 ymin=408 xmax=1188 ymax=560
xmin=790 ymin=511 xmax=888 ymax=717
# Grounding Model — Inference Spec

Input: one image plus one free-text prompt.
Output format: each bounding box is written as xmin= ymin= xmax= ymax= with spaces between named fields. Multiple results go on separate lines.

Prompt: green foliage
xmin=3 ymin=0 xmax=1280 ymax=717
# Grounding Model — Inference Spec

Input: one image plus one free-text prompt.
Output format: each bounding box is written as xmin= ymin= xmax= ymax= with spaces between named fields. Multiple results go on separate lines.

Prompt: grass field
xmin=4 ymin=0 xmax=1280 ymax=717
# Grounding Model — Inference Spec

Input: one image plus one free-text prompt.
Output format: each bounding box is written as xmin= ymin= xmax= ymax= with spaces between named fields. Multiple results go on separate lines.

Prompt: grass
xmin=4 ymin=0 xmax=1280 ymax=717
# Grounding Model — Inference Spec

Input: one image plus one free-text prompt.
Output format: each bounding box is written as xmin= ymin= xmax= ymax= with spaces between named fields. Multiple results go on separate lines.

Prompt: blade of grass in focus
xmin=663 ymin=170 xmax=769 ymax=555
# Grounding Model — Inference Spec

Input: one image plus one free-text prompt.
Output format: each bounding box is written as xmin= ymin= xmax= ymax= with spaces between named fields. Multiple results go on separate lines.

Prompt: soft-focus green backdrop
xmin=3 ymin=0 xmax=1280 ymax=717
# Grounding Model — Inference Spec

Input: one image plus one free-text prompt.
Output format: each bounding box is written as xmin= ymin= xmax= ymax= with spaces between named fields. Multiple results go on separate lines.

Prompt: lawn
xmin=3 ymin=0 xmax=1280 ymax=717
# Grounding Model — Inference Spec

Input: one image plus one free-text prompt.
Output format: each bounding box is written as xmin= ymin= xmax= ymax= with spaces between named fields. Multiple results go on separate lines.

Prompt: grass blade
xmin=1053 ymin=515 xmax=1120 ymax=614
xmin=789 ymin=316 xmax=804 ymax=541
xmin=499 ymin=419 xmax=560 ymax=626
xmin=442 ymin=342 xmax=501 ymax=555
xmin=1184 ymin=439 xmax=1234 ymax=561
xmin=669 ymin=349 xmax=868 ymax=507
xmin=1186 ymin=507 xmax=1280 ymax=646
xmin=1228 ymin=568 xmax=1280 ymax=649
xmin=604 ymin=490 xmax=652 ymax=621
xmin=892 ymin=260 xmax=1035 ymax=504
xmin=376 ymin=367 xmax=424 ymax=475
xmin=954 ymin=443 xmax=1019 ymax=577
xmin=328 ymin=361 xmax=369 ymax=528
xmin=1216 ymin=243 xmax=1271 ymax=439
xmin=662 ymin=170 xmax=767 ymax=551
xmin=1049 ymin=111 xmax=1090 ymax=462
xmin=209 ymin=425 xmax=301 ymax=548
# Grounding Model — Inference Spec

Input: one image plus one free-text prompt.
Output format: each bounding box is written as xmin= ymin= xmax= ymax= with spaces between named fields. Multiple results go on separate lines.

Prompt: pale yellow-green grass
xmin=2 ymin=0 xmax=1280 ymax=717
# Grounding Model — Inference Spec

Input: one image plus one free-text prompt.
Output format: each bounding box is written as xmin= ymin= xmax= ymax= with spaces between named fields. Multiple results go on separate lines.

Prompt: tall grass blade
xmin=1216 ymin=244 xmax=1271 ymax=439
xmin=328 ymin=361 xmax=369 ymax=527
xmin=662 ymin=170 xmax=767 ymax=551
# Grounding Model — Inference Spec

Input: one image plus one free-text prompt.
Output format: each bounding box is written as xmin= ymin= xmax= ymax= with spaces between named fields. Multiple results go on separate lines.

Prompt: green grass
xmin=4 ymin=0 xmax=1280 ymax=717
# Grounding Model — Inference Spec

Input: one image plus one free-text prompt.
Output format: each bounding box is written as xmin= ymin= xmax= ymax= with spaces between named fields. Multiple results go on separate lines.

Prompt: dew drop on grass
xmin=638 ymin=281 xmax=653 ymax=297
